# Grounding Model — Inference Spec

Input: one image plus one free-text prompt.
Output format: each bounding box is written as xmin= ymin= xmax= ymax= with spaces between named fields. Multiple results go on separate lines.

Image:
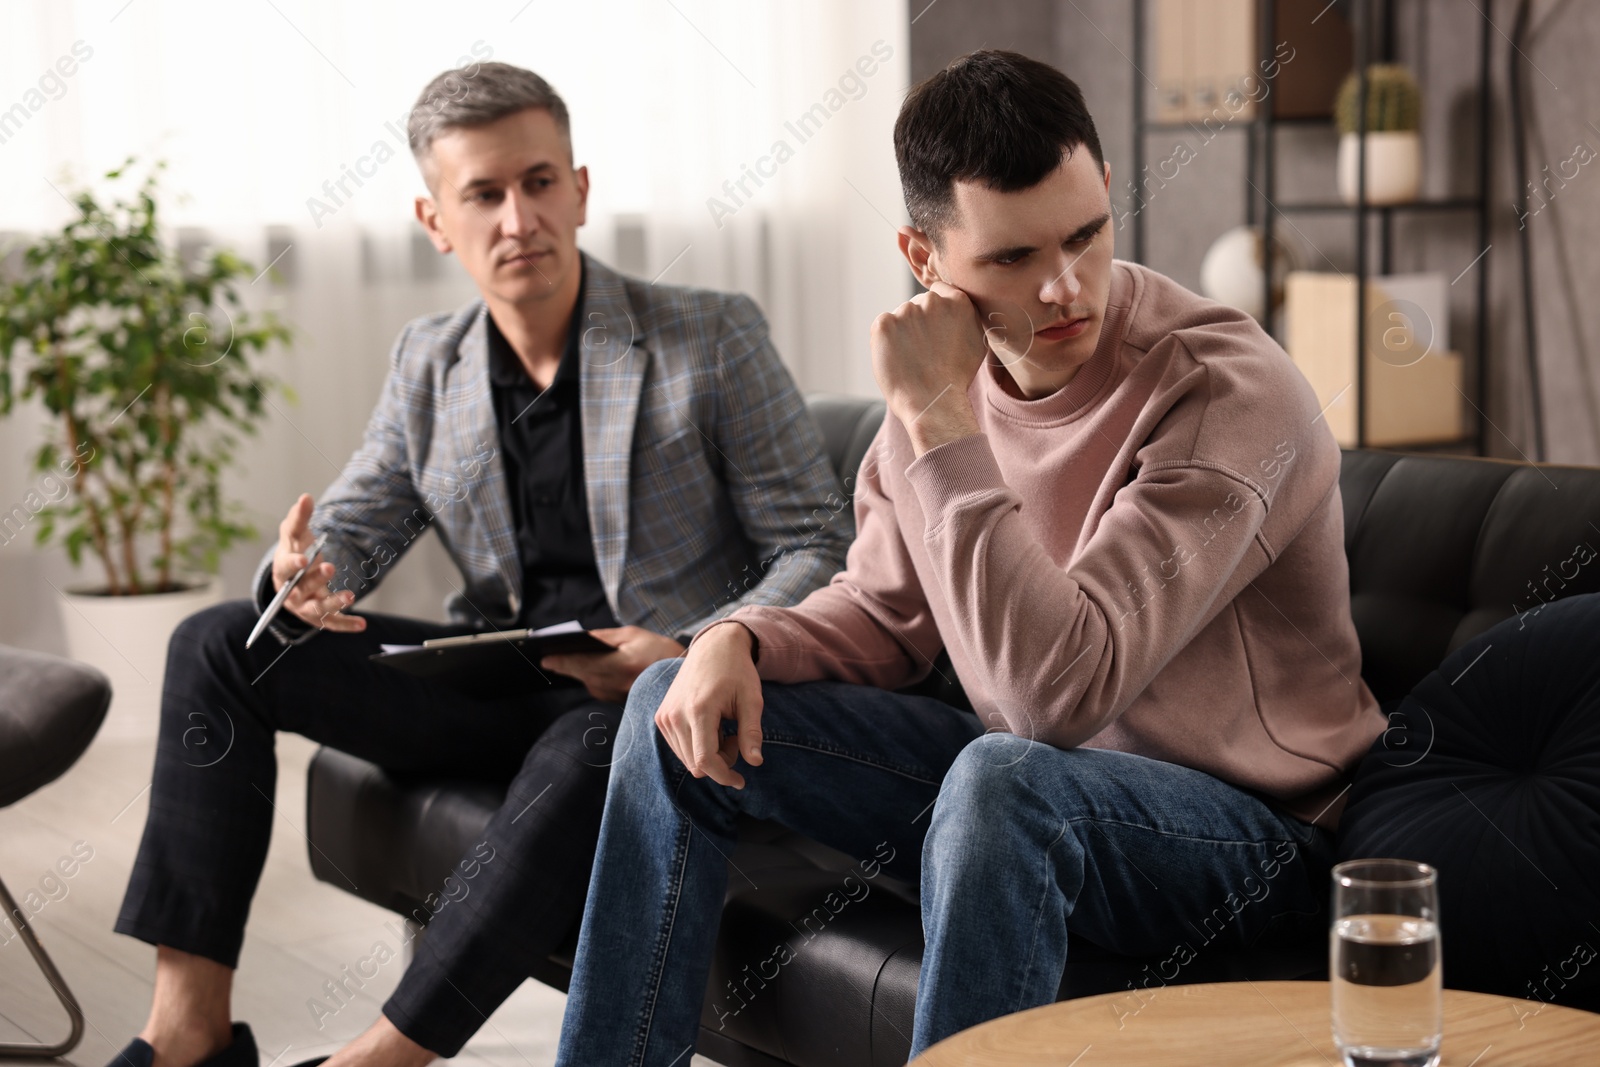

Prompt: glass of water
xmin=1330 ymin=858 xmax=1442 ymax=1067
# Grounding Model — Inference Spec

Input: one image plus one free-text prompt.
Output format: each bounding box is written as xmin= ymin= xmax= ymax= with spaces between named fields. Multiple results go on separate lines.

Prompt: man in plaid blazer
xmin=107 ymin=63 xmax=850 ymax=1067
xmin=250 ymin=248 xmax=843 ymax=651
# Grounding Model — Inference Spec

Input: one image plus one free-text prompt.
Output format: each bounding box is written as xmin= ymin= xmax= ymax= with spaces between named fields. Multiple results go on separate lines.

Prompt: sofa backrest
xmin=1337 ymin=449 xmax=1600 ymax=705
xmin=801 ymin=396 xmax=1600 ymax=708
xmin=805 ymin=394 xmax=886 ymax=498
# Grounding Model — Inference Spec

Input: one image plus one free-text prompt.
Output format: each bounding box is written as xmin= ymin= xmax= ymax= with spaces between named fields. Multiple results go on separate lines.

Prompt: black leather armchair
xmin=305 ymin=395 xmax=1600 ymax=1065
xmin=0 ymin=645 xmax=110 ymax=1056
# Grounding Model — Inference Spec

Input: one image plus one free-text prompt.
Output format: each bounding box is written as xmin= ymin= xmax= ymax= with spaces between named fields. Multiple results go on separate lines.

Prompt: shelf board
xmin=1140 ymin=120 xmax=1251 ymax=134
xmin=1269 ymin=198 xmax=1483 ymax=214
xmin=1137 ymin=114 xmax=1336 ymax=133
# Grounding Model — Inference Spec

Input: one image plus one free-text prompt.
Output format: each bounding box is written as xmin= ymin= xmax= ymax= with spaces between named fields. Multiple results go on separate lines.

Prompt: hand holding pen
xmin=249 ymin=494 xmax=366 ymax=645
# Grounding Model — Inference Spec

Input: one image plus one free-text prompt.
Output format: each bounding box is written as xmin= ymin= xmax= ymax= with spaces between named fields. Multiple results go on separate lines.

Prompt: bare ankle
xmin=140 ymin=946 xmax=235 ymax=1067
xmin=326 ymin=1016 xmax=435 ymax=1067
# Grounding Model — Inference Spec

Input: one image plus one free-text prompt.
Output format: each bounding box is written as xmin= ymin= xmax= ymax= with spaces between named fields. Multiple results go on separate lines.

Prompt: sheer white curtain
xmin=0 ymin=0 xmax=910 ymax=644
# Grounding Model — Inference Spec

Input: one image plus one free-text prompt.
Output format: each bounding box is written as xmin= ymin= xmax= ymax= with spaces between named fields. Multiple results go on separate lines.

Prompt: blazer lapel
xmin=447 ymin=305 xmax=523 ymax=617
xmin=577 ymin=255 xmax=651 ymax=612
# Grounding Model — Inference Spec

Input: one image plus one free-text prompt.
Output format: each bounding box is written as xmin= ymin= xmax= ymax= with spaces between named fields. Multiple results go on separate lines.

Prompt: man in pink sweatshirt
xmin=557 ymin=49 xmax=1387 ymax=1062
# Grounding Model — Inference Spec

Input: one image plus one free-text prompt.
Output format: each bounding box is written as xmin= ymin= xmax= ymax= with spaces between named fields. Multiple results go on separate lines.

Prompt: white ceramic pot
xmin=57 ymin=576 xmax=225 ymax=742
xmin=1337 ymin=131 xmax=1422 ymax=205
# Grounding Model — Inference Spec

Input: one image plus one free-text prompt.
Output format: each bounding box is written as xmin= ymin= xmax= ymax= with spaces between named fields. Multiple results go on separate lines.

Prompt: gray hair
xmin=406 ymin=62 xmax=572 ymax=163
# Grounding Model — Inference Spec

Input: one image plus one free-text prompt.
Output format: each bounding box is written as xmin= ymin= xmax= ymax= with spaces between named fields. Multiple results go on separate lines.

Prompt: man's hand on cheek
xmin=870 ymin=280 xmax=986 ymax=456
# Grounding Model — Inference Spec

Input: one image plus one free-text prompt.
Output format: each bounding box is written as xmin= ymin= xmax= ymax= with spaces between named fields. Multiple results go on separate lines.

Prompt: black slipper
xmin=103 ymin=1037 xmax=153 ymax=1067
xmin=288 ymin=1059 xmax=329 ymax=1067
xmin=104 ymin=1024 xmax=257 ymax=1067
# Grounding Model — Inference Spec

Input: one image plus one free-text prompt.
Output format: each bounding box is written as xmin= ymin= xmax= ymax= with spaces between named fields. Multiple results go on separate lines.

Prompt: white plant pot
xmin=57 ymin=576 xmax=225 ymax=742
xmin=1337 ymin=131 xmax=1422 ymax=205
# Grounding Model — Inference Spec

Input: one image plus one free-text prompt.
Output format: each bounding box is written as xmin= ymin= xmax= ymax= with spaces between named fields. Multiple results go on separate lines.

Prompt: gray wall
xmin=910 ymin=0 xmax=1600 ymax=466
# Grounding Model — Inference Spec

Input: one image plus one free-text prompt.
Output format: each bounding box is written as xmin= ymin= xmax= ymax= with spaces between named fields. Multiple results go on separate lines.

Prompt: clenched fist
xmin=870 ymin=280 xmax=986 ymax=456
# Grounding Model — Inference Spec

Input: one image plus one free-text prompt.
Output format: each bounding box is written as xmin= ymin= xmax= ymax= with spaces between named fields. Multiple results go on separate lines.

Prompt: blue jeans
xmin=556 ymin=659 xmax=1335 ymax=1063
xmin=917 ymin=734 xmax=1335 ymax=1049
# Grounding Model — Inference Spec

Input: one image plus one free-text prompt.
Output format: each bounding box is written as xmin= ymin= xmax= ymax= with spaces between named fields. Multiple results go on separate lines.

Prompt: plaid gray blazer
xmin=253 ymin=253 xmax=852 ymax=646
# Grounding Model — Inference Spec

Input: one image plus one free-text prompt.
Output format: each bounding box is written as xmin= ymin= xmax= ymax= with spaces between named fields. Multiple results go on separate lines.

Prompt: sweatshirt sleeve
xmin=904 ymin=430 xmax=1273 ymax=746
xmin=716 ymin=422 xmax=945 ymax=688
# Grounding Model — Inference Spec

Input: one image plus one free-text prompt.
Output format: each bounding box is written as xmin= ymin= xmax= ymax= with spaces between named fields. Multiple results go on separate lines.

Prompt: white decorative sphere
xmin=1199 ymin=225 xmax=1300 ymax=319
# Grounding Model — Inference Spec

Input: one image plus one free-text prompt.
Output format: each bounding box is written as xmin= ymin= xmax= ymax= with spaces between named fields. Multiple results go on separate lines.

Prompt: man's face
xmin=415 ymin=107 xmax=588 ymax=309
xmin=919 ymin=147 xmax=1114 ymax=392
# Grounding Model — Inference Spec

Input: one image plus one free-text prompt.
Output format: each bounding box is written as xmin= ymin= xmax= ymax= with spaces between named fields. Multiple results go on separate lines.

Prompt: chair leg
xmin=0 ymin=873 xmax=85 ymax=1057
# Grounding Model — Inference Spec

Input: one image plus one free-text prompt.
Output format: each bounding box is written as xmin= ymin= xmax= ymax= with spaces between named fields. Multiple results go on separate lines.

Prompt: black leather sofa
xmin=305 ymin=394 xmax=1600 ymax=1065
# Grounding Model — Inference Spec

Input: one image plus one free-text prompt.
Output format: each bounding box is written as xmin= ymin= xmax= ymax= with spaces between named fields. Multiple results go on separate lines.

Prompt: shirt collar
xmin=485 ymin=260 xmax=588 ymax=389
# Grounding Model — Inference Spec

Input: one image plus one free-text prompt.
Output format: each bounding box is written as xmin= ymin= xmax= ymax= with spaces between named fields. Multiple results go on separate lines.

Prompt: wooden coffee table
xmin=910 ymin=980 xmax=1600 ymax=1066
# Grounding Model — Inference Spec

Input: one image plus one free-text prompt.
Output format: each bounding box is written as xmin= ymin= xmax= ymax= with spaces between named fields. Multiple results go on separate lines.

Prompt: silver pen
xmin=245 ymin=533 xmax=330 ymax=649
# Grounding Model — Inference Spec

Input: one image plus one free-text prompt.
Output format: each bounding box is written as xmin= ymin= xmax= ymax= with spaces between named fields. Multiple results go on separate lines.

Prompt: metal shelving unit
xmin=1131 ymin=0 xmax=1494 ymax=454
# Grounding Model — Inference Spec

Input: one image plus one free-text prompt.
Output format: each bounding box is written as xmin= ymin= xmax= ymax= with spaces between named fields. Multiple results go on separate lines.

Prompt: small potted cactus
xmin=1334 ymin=64 xmax=1422 ymax=205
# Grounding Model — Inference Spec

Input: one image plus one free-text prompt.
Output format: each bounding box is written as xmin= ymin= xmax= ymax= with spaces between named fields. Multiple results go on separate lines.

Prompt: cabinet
xmin=1130 ymin=0 xmax=1493 ymax=453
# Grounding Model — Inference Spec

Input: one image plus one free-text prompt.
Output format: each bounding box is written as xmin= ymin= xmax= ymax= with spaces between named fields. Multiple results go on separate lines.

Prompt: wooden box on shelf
xmin=1284 ymin=270 xmax=1464 ymax=448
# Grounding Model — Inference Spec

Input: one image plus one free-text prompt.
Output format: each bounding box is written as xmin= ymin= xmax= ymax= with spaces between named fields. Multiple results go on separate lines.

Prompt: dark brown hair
xmin=894 ymin=50 xmax=1104 ymax=238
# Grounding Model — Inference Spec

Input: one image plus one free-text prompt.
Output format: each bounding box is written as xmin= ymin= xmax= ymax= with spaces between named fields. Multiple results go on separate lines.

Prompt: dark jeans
xmin=115 ymin=599 xmax=622 ymax=1056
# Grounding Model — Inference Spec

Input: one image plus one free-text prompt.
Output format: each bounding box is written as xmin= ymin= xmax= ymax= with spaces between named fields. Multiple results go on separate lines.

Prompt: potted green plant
xmin=0 ymin=159 xmax=290 ymax=737
xmin=1334 ymin=63 xmax=1422 ymax=205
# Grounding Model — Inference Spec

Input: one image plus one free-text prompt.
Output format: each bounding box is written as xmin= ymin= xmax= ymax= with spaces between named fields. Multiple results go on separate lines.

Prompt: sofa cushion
xmin=0 ymin=646 xmax=111 ymax=808
xmin=1337 ymin=590 xmax=1600 ymax=1011
xmin=1339 ymin=452 xmax=1600 ymax=705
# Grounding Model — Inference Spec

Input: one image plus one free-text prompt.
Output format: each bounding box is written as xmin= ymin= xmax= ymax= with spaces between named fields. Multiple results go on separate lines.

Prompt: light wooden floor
xmin=0 ymin=730 xmax=716 ymax=1066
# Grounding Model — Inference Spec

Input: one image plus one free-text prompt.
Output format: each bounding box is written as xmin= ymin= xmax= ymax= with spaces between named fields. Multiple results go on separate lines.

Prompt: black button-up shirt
xmin=486 ymin=268 xmax=621 ymax=633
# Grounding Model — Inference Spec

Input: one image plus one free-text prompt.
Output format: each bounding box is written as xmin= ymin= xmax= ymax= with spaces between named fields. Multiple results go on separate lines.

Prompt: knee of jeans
xmin=612 ymin=661 xmax=684 ymax=773
xmin=628 ymin=657 xmax=682 ymax=717
xmin=920 ymin=736 xmax=1041 ymax=888
xmin=928 ymin=733 xmax=1039 ymax=838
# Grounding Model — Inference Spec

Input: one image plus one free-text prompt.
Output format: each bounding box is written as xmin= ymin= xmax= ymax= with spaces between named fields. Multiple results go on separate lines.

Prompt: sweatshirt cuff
xmin=688 ymin=617 xmax=761 ymax=664
xmin=903 ymin=432 xmax=1010 ymax=535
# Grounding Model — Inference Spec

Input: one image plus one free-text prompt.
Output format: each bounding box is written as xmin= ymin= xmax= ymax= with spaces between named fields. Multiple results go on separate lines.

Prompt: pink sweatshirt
xmin=724 ymin=259 xmax=1386 ymax=829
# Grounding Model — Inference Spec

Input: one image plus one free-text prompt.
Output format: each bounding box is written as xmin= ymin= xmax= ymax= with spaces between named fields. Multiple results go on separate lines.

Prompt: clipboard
xmin=370 ymin=620 xmax=612 ymax=698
